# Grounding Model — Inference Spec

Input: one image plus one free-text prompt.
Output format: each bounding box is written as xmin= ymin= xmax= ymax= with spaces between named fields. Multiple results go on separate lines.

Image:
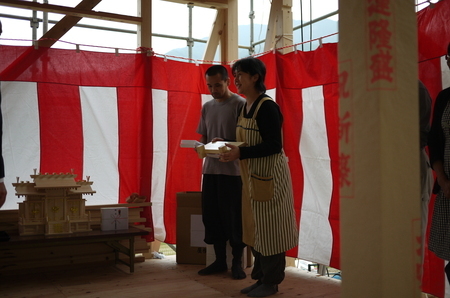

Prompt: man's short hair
xmin=205 ymin=65 xmax=229 ymax=81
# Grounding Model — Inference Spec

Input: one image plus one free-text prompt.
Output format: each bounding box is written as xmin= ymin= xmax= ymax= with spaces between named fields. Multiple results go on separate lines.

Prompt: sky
xmin=0 ymin=0 xmax=339 ymax=55
xmin=0 ymin=0 xmax=435 ymax=56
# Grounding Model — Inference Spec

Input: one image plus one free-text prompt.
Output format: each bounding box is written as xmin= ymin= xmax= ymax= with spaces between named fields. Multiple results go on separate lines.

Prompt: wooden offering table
xmin=1 ymin=226 xmax=149 ymax=273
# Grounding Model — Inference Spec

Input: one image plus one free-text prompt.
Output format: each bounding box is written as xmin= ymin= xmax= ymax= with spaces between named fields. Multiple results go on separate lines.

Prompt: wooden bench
xmin=1 ymin=226 xmax=149 ymax=273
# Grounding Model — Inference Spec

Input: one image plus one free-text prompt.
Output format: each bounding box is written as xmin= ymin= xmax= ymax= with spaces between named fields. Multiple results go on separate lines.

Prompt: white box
xmin=101 ymin=207 xmax=129 ymax=231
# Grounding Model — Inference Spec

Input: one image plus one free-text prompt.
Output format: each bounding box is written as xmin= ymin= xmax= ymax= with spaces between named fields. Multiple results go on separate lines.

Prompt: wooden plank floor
xmin=0 ymin=255 xmax=341 ymax=297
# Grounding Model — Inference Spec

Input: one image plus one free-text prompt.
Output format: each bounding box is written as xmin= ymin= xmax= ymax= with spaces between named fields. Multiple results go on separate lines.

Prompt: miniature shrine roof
xmin=14 ymin=172 xmax=96 ymax=196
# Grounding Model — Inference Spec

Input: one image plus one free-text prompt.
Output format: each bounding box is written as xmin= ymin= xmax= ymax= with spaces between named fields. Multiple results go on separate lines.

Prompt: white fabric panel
xmin=442 ymin=56 xmax=450 ymax=90
xmin=266 ymin=88 xmax=276 ymax=102
xmin=1 ymin=82 xmax=40 ymax=210
xmin=80 ymin=86 xmax=119 ymax=205
xmin=298 ymin=85 xmax=333 ymax=265
xmin=151 ymin=89 xmax=168 ymax=241
xmin=201 ymin=94 xmax=210 ymax=106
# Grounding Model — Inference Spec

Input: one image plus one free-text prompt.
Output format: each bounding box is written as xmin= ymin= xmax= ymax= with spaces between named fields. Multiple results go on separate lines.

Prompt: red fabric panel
xmin=164 ymin=89 xmax=203 ymax=244
xmin=117 ymin=86 xmax=146 ymax=202
xmin=0 ymin=46 xmax=149 ymax=87
xmin=417 ymin=0 xmax=450 ymax=62
xmin=37 ymin=83 xmax=83 ymax=175
xmin=277 ymin=86 xmax=304 ymax=259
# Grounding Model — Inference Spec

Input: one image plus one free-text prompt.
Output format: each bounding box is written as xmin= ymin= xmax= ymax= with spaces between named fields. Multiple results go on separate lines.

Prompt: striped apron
xmin=237 ymin=97 xmax=298 ymax=256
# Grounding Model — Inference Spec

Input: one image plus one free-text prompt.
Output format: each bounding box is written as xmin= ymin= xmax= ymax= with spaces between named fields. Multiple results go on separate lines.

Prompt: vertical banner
xmin=339 ymin=1 xmax=421 ymax=297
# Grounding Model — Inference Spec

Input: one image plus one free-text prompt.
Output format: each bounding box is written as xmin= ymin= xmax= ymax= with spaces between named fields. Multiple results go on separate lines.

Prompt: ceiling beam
xmin=162 ymin=0 xmax=228 ymax=9
xmin=0 ymin=0 xmax=141 ymax=24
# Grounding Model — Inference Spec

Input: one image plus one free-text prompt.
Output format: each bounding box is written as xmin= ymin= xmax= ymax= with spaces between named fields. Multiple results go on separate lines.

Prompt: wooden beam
xmin=37 ymin=0 xmax=102 ymax=48
xmin=223 ymin=0 xmax=238 ymax=61
xmin=264 ymin=0 xmax=293 ymax=54
xmin=203 ymin=9 xmax=224 ymax=62
xmin=137 ymin=0 xmax=152 ymax=49
xmin=201 ymin=0 xmax=237 ymax=63
xmin=162 ymin=0 xmax=228 ymax=9
xmin=0 ymin=0 xmax=141 ymax=24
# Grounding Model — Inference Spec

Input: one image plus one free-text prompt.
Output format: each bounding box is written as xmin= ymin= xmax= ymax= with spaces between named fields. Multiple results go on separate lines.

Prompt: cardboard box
xmin=176 ymin=192 xmax=206 ymax=265
xmin=101 ymin=207 xmax=129 ymax=231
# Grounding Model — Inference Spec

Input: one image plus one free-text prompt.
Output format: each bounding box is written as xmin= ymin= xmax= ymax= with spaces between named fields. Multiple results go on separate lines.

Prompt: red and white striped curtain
xmin=0 ymin=0 xmax=449 ymax=296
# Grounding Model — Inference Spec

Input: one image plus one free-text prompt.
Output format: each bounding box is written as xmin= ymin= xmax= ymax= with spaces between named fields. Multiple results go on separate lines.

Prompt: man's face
xmin=206 ymin=73 xmax=230 ymax=101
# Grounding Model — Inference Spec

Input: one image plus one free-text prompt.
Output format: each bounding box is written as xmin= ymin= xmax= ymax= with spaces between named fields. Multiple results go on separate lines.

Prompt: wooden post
xmin=339 ymin=0 xmax=421 ymax=297
xmin=203 ymin=9 xmax=225 ymax=62
xmin=220 ymin=0 xmax=238 ymax=62
xmin=264 ymin=0 xmax=293 ymax=54
xmin=137 ymin=0 xmax=152 ymax=49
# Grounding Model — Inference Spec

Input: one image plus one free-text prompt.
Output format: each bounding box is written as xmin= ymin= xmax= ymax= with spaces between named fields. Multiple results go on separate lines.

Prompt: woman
xmin=219 ymin=57 xmax=298 ymax=297
xmin=428 ymin=42 xmax=450 ymax=284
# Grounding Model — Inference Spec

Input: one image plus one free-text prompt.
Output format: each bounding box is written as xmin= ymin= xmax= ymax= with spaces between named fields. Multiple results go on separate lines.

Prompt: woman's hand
xmin=219 ymin=143 xmax=240 ymax=162
xmin=439 ymin=176 xmax=450 ymax=199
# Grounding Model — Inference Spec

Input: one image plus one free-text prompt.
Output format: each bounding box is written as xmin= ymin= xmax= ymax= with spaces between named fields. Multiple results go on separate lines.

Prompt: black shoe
xmin=231 ymin=264 xmax=246 ymax=279
xmin=247 ymin=284 xmax=278 ymax=297
xmin=197 ymin=261 xmax=227 ymax=276
xmin=240 ymin=281 xmax=262 ymax=294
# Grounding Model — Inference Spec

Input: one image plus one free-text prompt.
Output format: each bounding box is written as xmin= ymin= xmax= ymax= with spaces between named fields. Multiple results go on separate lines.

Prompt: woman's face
xmin=234 ymin=70 xmax=257 ymax=95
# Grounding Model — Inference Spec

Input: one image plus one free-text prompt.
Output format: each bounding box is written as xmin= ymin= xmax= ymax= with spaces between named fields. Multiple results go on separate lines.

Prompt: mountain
xmin=164 ymin=19 xmax=338 ymax=61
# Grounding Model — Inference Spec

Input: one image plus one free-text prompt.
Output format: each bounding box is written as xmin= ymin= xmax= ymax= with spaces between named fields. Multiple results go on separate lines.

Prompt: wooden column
xmin=220 ymin=0 xmax=238 ymax=62
xmin=339 ymin=1 xmax=421 ymax=297
xmin=203 ymin=9 xmax=225 ymax=62
xmin=264 ymin=0 xmax=293 ymax=54
xmin=137 ymin=0 xmax=151 ymax=49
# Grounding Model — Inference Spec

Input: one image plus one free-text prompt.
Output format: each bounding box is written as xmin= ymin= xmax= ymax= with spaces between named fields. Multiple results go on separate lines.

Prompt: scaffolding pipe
xmin=43 ymin=0 xmax=48 ymax=34
xmin=31 ymin=0 xmax=38 ymax=41
xmin=188 ymin=4 xmax=193 ymax=61
xmin=249 ymin=0 xmax=255 ymax=55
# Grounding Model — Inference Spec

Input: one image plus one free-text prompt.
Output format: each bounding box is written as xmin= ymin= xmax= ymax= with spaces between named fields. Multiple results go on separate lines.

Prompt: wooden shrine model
xmin=14 ymin=169 xmax=96 ymax=236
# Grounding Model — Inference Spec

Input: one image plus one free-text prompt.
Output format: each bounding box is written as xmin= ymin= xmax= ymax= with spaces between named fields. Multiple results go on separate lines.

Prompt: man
xmin=196 ymin=65 xmax=246 ymax=279
xmin=0 ymin=19 xmax=6 ymax=208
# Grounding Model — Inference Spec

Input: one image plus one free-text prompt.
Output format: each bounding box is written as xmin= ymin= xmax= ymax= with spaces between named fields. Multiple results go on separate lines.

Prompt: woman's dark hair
xmin=447 ymin=42 xmax=450 ymax=54
xmin=231 ymin=57 xmax=266 ymax=93
xmin=205 ymin=64 xmax=229 ymax=81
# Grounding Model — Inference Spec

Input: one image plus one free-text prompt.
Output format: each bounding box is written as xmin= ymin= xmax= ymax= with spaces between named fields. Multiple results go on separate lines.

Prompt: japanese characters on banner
xmin=340 ymin=0 xmax=421 ymax=297
xmin=338 ymin=61 xmax=353 ymax=199
xmin=367 ymin=0 xmax=395 ymax=89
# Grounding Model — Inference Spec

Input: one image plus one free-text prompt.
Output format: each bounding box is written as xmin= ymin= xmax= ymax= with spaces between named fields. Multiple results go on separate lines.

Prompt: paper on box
xmin=101 ymin=207 xmax=129 ymax=231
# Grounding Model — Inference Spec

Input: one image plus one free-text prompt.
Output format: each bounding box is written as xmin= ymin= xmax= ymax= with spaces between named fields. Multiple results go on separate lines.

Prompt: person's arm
xmin=428 ymin=89 xmax=450 ymax=195
xmin=0 ymin=180 xmax=6 ymax=209
xmin=432 ymin=160 xmax=450 ymax=198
